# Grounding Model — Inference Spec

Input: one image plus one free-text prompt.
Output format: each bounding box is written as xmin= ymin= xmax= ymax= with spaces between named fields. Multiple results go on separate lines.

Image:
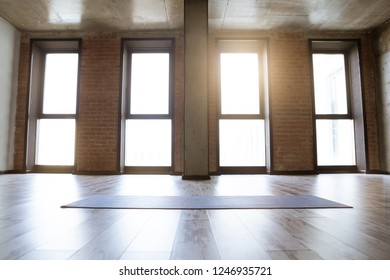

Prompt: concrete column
xmin=183 ymin=0 xmax=210 ymax=179
xmin=0 ymin=18 xmax=20 ymax=172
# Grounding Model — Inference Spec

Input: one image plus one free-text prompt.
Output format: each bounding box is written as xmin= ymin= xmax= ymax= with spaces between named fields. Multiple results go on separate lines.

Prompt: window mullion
xmin=128 ymin=114 xmax=171 ymax=120
xmin=219 ymin=114 xmax=261 ymax=120
xmin=39 ymin=114 xmax=76 ymax=119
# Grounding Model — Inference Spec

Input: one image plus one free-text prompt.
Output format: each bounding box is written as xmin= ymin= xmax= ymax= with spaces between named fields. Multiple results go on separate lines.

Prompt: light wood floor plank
xmin=122 ymin=210 xmax=181 ymax=259
xmin=68 ymin=210 xmax=153 ymax=260
xmin=36 ymin=210 xmax=125 ymax=251
xmin=0 ymin=173 xmax=389 ymax=260
xmin=170 ymin=210 xmax=220 ymax=260
xmin=235 ymin=210 xmax=309 ymax=251
xmin=268 ymin=214 xmax=373 ymax=259
xmin=302 ymin=216 xmax=390 ymax=259
xmin=208 ymin=210 xmax=271 ymax=259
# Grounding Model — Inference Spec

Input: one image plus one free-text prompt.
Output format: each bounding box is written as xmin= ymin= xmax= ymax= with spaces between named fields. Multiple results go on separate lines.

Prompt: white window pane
xmin=313 ymin=54 xmax=348 ymax=114
xmin=316 ymin=120 xmax=356 ymax=166
xmin=126 ymin=120 xmax=171 ymax=166
xmin=36 ymin=119 xmax=75 ymax=165
xmin=219 ymin=120 xmax=265 ymax=166
xmin=130 ymin=53 xmax=170 ymax=114
xmin=42 ymin=53 xmax=78 ymax=114
xmin=220 ymin=53 xmax=260 ymax=115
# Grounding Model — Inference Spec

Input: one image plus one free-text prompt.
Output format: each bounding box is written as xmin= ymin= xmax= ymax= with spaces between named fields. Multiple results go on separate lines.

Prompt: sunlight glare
xmin=316 ymin=120 xmax=356 ymax=166
xmin=42 ymin=53 xmax=78 ymax=114
xmin=219 ymin=120 xmax=265 ymax=166
xmin=36 ymin=119 xmax=76 ymax=165
xmin=130 ymin=53 xmax=169 ymax=114
xmin=312 ymin=54 xmax=348 ymax=115
xmin=125 ymin=120 xmax=171 ymax=166
xmin=220 ymin=53 xmax=260 ymax=115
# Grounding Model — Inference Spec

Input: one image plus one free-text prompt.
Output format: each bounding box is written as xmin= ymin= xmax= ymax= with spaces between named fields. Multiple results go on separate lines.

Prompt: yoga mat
xmin=61 ymin=194 xmax=352 ymax=209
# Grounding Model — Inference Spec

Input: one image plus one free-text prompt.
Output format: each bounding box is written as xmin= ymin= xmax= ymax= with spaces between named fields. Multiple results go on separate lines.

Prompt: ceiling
xmin=1 ymin=0 xmax=390 ymax=32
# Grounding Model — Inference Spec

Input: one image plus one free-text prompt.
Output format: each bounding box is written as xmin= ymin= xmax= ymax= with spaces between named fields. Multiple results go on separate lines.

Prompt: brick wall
xmin=360 ymin=33 xmax=382 ymax=172
xmin=375 ymin=20 xmax=390 ymax=173
xmin=13 ymin=38 xmax=29 ymax=171
xmin=13 ymin=30 xmax=381 ymax=174
xmin=208 ymin=32 xmax=315 ymax=173
xmin=13 ymin=31 xmax=184 ymax=174
xmin=268 ymin=33 xmax=314 ymax=172
xmin=208 ymin=30 xmax=381 ymax=174
xmin=208 ymin=35 xmax=219 ymax=174
xmin=76 ymin=33 xmax=121 ymax=173
xmin=173 ymin=34 xmax=185 ymax=173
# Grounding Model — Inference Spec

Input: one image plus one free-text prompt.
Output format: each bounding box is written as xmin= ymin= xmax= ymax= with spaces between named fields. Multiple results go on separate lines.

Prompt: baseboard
xmin=73 ymin=171 xmax=121 ymax=175
xmin=169 ymin=171 xmax=183 ymax=176
xmin=365 ymin=169 xmax=389 ymax=175
xmin=0 ymin=169 xmax=26 ymax=174
xmin=182 ymin=175 xmax=211 ymax=180
xmin=219 ymin=166 xmax=267 ymax=174
xmin=123 ymin=166 xmax=171 ymax=175
xmin=270 ymin=170 xmax=318 ymax=175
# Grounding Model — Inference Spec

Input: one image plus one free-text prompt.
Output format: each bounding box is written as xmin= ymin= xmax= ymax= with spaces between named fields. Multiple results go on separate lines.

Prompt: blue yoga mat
xmin=61 ymin=194 xmax=352 ymax=209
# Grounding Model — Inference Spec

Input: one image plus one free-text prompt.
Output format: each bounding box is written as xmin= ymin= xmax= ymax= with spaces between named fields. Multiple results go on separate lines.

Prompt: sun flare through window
xmin=217 ymin=40 xmax=268 ymax=173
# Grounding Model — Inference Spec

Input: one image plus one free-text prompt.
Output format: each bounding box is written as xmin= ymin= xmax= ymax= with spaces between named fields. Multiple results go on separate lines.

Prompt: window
xmin=129 ymin=53 xmax=170 ymax=114
xmin=217 ymin=40 xmax=268 ymax=173
xmin=220 ymin=53 xmax=260 ymax=115
xmin=26 ymin=40 xmax=80 ymax=172
xmin=313 ymin=54 xmax=348 ymax=115
xmin=122 ymin=39 xmax=173 ymax=173
xmin=313 ymin=53 xmax=356 ymax=166
xmin=311 ymin=40 xmax=366 ymax=172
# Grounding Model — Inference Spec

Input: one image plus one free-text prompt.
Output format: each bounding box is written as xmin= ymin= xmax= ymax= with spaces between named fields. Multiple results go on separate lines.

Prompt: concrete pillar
xmin=0 ymin=18 xmax=20 ymax=172
xmin=182 ymin=0 xmax=210 ymax=179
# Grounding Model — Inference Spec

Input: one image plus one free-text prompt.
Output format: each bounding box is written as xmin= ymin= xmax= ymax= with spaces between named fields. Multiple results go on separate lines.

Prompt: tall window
xmin=313 ymin=53 xmax=355 ymax=166
xmin=122 ymin=39 xmax=173 ymax=173
xmin=311 ymin=40 xmax=366 ymax=172
xmin=27 ymin=40 xmax=80 ymax=172
xmin=218 ymin=40 xmax=267 ymax=173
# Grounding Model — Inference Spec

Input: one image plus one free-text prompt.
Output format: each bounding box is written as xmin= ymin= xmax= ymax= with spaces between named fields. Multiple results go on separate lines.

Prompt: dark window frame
xmin=26 ymin=39 xmax=81 ymax=173
xmin=38 ymin=50 xmax=79 ymax=120
xmin=310 ymin=39 xmax=367 ymax=173
xmin=216 ymin=39 xmax=268 ymax=174
xmin=121 ymin=38 xmax=175 ymax=174
xmin=312 ymin=50 xmax=353 ymax=120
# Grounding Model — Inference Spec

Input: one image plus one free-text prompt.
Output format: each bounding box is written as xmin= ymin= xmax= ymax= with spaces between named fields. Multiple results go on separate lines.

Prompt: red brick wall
xmin=173 ymin=34 xmax=185 ymax=173
xmin=12 ymin=31 xmax=184 ymax=174
xmin=269 ymin=33 xmax=314 ymax=172
xmin=13 ymin=38 xmax=29 ymax=171
xmin=375 ymin=20 xmax=390 ymax=173
xmin=208 ymin=31 xmax=381 ymax=174
xmin=360 ymin=33 xmax=381 ymax=172
xmin=13 ymin=30 xmax=380 ymax=174
xmin=208 ymin=36 xmax=219 ymax=174
xmin=76 ymin=33 xmax=121 ymax=173
xmin=208 ymin=32 xmax=315 ymax=173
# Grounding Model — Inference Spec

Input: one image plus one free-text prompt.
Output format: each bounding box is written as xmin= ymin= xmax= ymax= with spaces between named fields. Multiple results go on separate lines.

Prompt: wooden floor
xmin=0 ymin=173 xmax=389 ymax=260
